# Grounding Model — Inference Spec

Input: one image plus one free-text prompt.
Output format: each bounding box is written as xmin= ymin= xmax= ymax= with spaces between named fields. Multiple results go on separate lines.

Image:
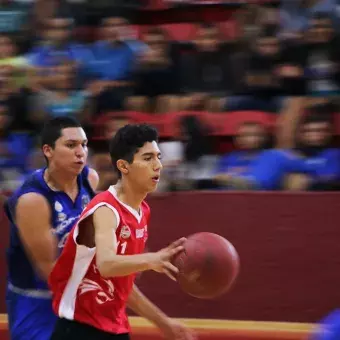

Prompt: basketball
xmin=172 ymin=232 xmax=240 ymax=299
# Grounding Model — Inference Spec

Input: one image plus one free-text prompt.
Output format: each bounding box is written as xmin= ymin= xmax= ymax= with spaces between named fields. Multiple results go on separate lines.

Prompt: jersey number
xmin=117 ymin=241 xmax=127 ymax=254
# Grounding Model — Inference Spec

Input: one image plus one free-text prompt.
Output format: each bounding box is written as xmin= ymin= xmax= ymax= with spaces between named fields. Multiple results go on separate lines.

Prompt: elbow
xmin=97 ymin=260 xmax=114 ymax=278
xmin=96 ymin=257 xmax=122 ymax=278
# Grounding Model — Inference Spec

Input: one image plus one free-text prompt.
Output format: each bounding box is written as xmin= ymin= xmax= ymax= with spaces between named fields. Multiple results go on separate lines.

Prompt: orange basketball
xmin=172 ymin=232 xmax=240 ymax=299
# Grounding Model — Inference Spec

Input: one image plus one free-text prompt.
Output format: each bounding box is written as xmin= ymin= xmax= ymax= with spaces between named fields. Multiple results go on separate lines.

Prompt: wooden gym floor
xmin=0 ymin=314 xmax=314 ymax=340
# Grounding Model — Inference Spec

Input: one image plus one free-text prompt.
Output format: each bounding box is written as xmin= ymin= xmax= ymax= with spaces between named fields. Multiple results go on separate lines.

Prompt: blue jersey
xmin=5 ymin=166 xmax=95 ymax=340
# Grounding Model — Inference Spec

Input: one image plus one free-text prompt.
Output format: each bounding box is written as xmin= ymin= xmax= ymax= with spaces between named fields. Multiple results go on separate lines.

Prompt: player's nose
xmin=75 ymin=145 xmax=86 ymax=157
xmin=154 ymin=158 xmax=163 ymax=171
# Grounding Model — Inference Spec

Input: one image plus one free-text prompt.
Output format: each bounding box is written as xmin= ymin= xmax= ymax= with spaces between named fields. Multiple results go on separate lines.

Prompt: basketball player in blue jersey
xmin=5 ymin=117 xmax=99 ymax=340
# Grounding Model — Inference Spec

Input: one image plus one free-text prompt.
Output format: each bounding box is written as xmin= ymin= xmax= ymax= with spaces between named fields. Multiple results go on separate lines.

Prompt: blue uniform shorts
xmin=6 ymin=288 xmax=57 ymax=340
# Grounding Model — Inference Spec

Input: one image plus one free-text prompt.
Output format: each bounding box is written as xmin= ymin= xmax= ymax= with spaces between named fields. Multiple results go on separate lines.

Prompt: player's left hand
xmin=160 ymin=318 xmax=196 ymax=340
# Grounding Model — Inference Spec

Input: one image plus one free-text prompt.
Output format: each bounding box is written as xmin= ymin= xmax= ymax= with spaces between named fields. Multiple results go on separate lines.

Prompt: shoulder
xmin=8 ymin=169 xmax=46 ymax=202
xmin=87 ymin=167 xmax=99 ymax=192
xmin=83 ymin=190 xmax=121 ymax=227
xmin=6 ymin=177 xmax=50 ymax=219
xmin=17 ymin=191 xmax=49 ymax=209
xmin=84 ymin=189 xmax=121 ymax=216
xmin=14 ymin=192 xmax=51 ymax=224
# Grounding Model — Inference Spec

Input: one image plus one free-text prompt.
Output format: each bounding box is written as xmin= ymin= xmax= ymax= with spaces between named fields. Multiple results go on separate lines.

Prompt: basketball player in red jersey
xmin=49 ymin=124 xmax=195 ymax=340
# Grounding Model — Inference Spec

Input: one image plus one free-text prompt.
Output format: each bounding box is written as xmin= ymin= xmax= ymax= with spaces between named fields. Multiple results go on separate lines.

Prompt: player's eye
xmin=144 ymin=157 xmax=152 ymax=161
xmin=66 ymin=143 xmax=75 ymax=148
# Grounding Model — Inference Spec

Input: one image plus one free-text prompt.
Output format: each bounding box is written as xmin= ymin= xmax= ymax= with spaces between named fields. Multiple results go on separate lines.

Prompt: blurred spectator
xmin=89 ymin=114 xmax=129 ymax=191
xmin=260 ymin=4 xmax=281 ymax=26
xmin=212 ymin=114 xmax=329 ymax=191
xmin=278 ymin=31 xmax=306 ymax=96
xmin=235 ymin=3 xmax=262 ymax=43
xmin=102 ymin=113 xmax=129 ymax=140
xmin=129 ymin=27 xmax=180 ymax=113
xmin=30 ymin=61 xmax=94 ymax=126
xmin=0 ymin=0 xmax=31 ymax=34
xmin=158 ymin=115 xmax=214 ymax=191
xmin=305 ymin=12 xmax=340 ymax=96
xmin=280 ymin=12 xmax=340 ymax=96
xmin=22 ymin=146 xmax=45 ymax=176
xmin=28 ymin=16 xmax=90 ymax=68
xmin=0 ymin=34 xmax=28 ymax=88
xmin=214 ymin=122 xmax=267 ymax=189
xmin=180 ymin=23 xmax=230 ymax=112
xmin=32 ymin=0 xmax=75 ymax=37
xmin=225 ymin=25 xmax=284 ymax=113
xmin=214 ymin=148 xmax=319 ymax=191
xmin=0 ymin=106 xmax=32 ymax=190
xmin=289 ymin=107 xmax=340 ymax=190
xmin=84 ymin=16 xmax=137 ymax=113
xmin=90 ymin=152 xmax=117 ymax=191
xmin=0 ymin=65 xmax=31 ymax=132
xmin=0 ymin=33 xmax=26 ymax=66
xmin=280 ymin=0 xmax=340 ymax=38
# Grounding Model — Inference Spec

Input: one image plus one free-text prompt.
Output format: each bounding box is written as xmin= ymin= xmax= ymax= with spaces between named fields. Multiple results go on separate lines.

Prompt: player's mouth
xmin=152 ymin=176 xmax=160 ymax=183
xmin=75 ymin=160 xmax=84 ymax=165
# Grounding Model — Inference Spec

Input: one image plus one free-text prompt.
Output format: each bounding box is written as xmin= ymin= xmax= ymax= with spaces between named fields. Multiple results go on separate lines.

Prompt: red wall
xmin=1 ymin=192 xmax=340 ymax=323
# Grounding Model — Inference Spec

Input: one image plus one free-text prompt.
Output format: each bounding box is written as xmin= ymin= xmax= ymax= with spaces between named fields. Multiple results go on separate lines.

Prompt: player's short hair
xmin=41 ymin=116 xmax=82 ymax=148
xmin=109 ymin=124 xmax=159 ymax=178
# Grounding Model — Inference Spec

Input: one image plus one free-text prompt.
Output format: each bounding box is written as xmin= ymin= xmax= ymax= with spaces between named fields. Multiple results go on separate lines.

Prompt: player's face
xmin=127 ymin=141 xmax=163 ymax=193
xmin=44 ymin=127 xmax=88 ymax=175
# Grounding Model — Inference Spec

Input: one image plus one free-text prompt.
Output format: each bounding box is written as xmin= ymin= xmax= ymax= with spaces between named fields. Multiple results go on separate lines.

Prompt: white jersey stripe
xmin=58 ymin=202 xmax=120 ymax=320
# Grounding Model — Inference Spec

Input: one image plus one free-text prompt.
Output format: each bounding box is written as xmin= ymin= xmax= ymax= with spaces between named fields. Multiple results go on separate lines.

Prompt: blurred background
xmin=1 ymin=0 xmax=340 ymax=194
xmin=2 ymin=0 xmax=340 ymax=339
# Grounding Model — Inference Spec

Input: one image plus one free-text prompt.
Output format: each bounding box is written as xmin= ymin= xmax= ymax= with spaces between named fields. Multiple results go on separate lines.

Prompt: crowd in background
xmin=1 ymin=0 xmax=340 ymax=193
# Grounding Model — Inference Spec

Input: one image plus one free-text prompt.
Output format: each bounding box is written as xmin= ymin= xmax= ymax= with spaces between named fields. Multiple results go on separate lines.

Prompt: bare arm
xmin=94 ymin=206 xmax=184 ymax=278
xmin=276 ymin=97 xmax=305 ymax=148
xmin=127 ymin=285 xmax=196 ymax=340
xmin=16 ymin=193 xmax=57 ymax=280
xmin=127 ymin=284 xmax=169 ymax=329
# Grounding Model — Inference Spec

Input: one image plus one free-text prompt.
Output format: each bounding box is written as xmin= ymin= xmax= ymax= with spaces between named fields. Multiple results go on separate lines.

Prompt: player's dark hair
xmin=41 ymin=116 xmax=82 ymax=148
xmin=109 ymin=124 xmax=159 ymax=178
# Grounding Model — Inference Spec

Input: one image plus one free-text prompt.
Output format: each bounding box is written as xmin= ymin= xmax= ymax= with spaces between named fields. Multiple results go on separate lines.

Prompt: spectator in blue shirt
xmin=242 ymin=148 xmax=315 ymax=190
xmin=28 ymin=17 xmax=90 ymax=67
xmin=214 ymin=120 xmax=325 ymax=191
xmin=280 ymin=0 xmax=340 ymax=37
xmin=215 ymin=147 xmax=318 ymax=191
xmin=219 ymin=108 xmax=340 ymax=191
xmin=30 ymin=61 xmax=95 ymax=126
xmin=27 ymin=16 xmax=91 ymax=93
xmin=294 ymin=110 xmax=340 ymax=190
xmin=214 ymin=121 xmax=268 ymax=189
xmin=84 ymin=16 xmax=139 ymax=113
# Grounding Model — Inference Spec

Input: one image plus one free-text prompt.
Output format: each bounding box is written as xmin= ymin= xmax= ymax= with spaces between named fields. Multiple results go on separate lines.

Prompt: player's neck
xmin=44 ymin=167 xmax=78 ymax=194
xmin=114 ymin=180 xmax=146 ymax=212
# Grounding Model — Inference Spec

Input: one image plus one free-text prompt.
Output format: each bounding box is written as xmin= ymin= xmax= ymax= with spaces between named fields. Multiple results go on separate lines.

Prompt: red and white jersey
xmin=48 ymin=186 xmax=150 ymax=334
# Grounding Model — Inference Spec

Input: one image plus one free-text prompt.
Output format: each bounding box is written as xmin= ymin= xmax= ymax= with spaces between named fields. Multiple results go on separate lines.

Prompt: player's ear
xmin=117 ymin=159 xmax=129 ymax=175
xmin=42 ymin=144 xmax=53 ymax=159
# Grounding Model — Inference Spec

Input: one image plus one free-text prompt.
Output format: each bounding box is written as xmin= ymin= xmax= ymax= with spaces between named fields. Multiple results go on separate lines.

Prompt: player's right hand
xmin=148 ymin=238 xmax=186 ymax=280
